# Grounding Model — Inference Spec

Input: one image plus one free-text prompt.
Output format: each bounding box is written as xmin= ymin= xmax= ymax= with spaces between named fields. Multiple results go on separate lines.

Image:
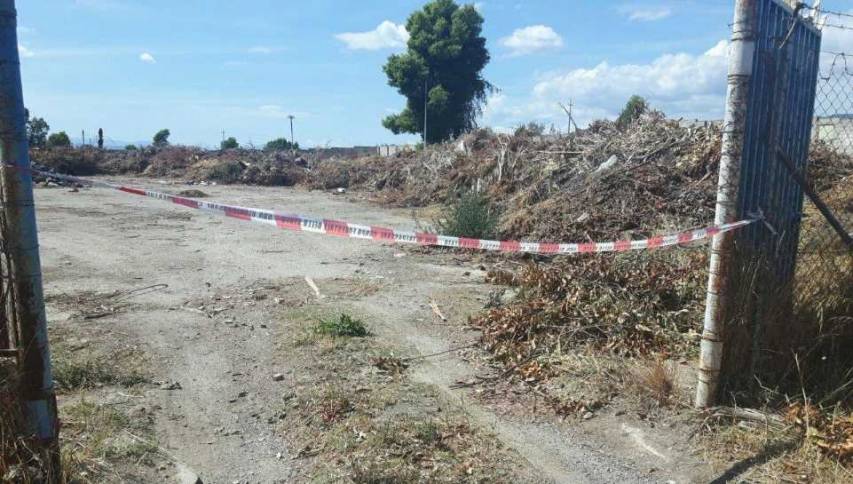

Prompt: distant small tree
xmin=220 ymin=137 xmax=239 ymax=150
xmin=97 ymin=128 xmax=104 ymax=149
xmin=25 ymin=110 xmax=49 ymax=148
xmin=617 ymin=95 xmax=648 ymax=129
xmin=153 ymin=129 xmax=171 ymax=147
xmin=514 ymin=122 xmax=546 ymax=137
xmin=264 ymin=138 xmax=299 ymax=151
xmin=125 ymin=144 xmax=138 ymax=151
xmin=46 ymin=131 xmax=71 ymax=148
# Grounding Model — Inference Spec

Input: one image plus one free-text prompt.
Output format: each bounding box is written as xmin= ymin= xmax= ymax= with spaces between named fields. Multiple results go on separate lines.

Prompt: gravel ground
xmin=36 ymin=178 xmax=718 ymax=483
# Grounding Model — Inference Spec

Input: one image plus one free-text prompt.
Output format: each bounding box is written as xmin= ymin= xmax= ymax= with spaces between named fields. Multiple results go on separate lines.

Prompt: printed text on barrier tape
xmin=28 ymin=168 xmax=755 ymax=255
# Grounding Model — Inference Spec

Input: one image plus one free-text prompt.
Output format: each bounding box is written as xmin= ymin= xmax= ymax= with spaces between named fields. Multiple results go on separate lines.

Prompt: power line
xmin=804 ymin=6 xmax=853 ymax=20
xmin=821 ymin=21 xmax=853 ymax=30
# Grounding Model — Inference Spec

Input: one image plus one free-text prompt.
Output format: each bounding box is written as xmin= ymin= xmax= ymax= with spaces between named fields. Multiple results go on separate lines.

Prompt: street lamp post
xmin=288 ymin=115 xmax=295 ymax=151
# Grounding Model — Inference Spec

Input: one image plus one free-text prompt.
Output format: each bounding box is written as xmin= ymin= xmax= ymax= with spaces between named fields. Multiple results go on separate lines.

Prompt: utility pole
xmin=0 ymin=0 xmax=60 ymax=477
xmin=695 ymin=0 xmax=755 ymax=408
xmin=559 ymin=100 xmax=578 ymax=136
xmin=81 ymin=129 xmax=85 ymax=147
xmin=288 ymin=115 xmax=295 ymax=150
xmin=423 ymin=73 xmax=429 ymax=145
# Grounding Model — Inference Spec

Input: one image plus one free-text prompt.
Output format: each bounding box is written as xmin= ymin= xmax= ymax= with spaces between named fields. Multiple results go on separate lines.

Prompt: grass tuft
xmin=634 ymin=359 xmax=675 ymax=407
xmin=315 ymin=313 xmax=369 ymax=338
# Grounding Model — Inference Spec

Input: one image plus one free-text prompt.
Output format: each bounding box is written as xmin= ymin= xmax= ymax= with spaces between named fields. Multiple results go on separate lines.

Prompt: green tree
xmin=125 ymin=144 xmax=138 ymax=151
xmin=153 ymin=129 xmax=170 ymax=147
xmin=264 ymin=138 xmax=298 ymax=151
xmin=617 ymin=95 xmax=648 ymax=129
xmin=25 ymin=110 xmax=50 ymax=148
xmin=382 ymin=0 xmax=492 ymax=143
xmin=97 ymin=128 xmax=104 ymax=149
xmin=46 ymin=131 xmax=71 ymax=148
xmin=220 ymin=137 xmax=239 ymax=150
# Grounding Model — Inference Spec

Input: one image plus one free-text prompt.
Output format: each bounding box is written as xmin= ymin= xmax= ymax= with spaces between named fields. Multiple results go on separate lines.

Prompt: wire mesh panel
xmin=720 ymin=0 xmax=823 ymax=394
xmin=797 ymin=51 xmax=853 ymax=332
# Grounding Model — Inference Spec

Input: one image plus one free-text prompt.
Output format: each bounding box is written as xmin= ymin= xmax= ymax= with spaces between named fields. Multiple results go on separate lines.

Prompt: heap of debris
xmin=32 ymin=147 xmax=311 ymax=187
xmin=310 ymin=112 xmax=723 ymax=242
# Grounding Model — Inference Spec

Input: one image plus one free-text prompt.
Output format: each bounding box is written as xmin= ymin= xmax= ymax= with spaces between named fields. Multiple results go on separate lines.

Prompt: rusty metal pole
xmin=0 ymin=0 xmax=60 ymax=476
xmin=695 ymin=0 xmax=757 ymax=408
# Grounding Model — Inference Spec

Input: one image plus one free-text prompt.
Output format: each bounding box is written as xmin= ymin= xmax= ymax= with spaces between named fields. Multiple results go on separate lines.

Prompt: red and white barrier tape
xmin=31 ymin=169 xmax=754 ymax=255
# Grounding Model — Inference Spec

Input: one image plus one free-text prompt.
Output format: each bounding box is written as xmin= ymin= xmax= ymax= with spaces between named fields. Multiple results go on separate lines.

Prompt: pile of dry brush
xmin=32 ymin=146 xmax=310 ymax=187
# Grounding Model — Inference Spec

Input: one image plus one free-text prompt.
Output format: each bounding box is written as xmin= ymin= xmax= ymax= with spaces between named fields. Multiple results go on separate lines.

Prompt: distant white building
xmin=813 ymin=115 xmax=853 ymax=156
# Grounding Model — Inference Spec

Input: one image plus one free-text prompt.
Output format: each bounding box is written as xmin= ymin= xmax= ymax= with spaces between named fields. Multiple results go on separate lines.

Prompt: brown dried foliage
xmin=471 ymin=251 xmax=708 ymax=381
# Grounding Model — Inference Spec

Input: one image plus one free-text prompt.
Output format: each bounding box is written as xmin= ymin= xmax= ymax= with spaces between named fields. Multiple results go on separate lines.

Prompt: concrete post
xmin=695 ymin=0 xmax=756 ymax=408
xmin=0 ymin=0 xmax=60 ymax=474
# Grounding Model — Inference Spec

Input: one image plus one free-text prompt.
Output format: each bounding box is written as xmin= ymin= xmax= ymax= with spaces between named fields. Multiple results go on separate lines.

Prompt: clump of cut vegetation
xmin=473 ymin=251 xmax=708 ymax=382
xmin=435 ymin=191 xmax=499 ymax=239
xmin=314 ymin=313 xmax=369 ymax=337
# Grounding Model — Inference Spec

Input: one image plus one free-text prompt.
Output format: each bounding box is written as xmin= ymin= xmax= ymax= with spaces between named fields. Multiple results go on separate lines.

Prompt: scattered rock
xmin=272 ymin=373 xmax=285 ymax=382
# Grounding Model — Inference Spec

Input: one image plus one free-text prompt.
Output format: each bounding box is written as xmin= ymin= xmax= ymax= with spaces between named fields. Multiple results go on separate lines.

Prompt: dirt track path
xmin=36 ymin=179 xmax=716 ymax=483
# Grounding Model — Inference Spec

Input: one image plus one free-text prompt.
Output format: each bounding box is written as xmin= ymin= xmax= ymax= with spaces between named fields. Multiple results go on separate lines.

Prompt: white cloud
xmin=532 ymin=40 xmax=728 ymax=117
xmin=483 ymin=40 xmax=730 ymax=131
xmin=139 ymin=52 xmax=156 ymax=64
xmin=18 ymin=44 xmax=34 ymax=58
xmin=619 ymin=5 xmax=673 ymax=22
xmin=335 ymin=21 xmax=409 ymax=51
xmin=501 ymin=25 xmax=564 ymax=56
xmin=17 ymin=26 xmax=34 ymax=35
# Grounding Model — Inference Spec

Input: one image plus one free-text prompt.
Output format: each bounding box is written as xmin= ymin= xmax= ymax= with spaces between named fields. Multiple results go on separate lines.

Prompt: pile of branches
xmin=308 ymin=112 xmax=723 ymax=243
xmin=471 ymin=251 xmax=708 ymax=381
xmin=32 ymin=146 xmax=311 ymax=187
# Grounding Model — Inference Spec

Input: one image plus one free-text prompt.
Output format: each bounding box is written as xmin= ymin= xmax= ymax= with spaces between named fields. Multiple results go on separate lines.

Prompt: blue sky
xmin=15 ymin=0 xmax=853 ymax=148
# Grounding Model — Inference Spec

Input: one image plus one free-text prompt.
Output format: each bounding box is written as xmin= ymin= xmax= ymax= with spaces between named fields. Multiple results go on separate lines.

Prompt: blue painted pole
xmin=0 ymin=0 xmax=60 ymax=476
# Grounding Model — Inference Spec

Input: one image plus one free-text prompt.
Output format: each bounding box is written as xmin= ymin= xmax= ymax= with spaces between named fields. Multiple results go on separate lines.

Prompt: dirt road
xmin=37 ymin=179 xmax=717 ymax=483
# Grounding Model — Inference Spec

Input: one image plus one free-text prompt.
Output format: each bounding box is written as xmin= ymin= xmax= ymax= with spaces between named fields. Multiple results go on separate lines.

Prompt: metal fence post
xmin=695 ymin=0 xmax=757 ymax=408
xmin=0 ymin=0 xmax=60 ymax=476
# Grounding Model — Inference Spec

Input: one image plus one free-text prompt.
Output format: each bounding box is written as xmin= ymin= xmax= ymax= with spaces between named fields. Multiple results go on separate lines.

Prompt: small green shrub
xmin=220 ymin=136 xmax=239 ymax=150
xmin=435 ymin=191 xmax=499 ymax=239
xmin=47 ymin=131 xmax=72 ymax=148
xmin=315 ymin=313 xmax=368 ymax=337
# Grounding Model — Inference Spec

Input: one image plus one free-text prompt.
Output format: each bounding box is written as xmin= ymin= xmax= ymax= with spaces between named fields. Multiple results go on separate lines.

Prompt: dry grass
xmin=59 ymin=399 xmax=160 ymax=482
xmin=634 ymin=359 xmax=676 ymax=407
xmin=276 ymin=307 xmax=531 ymax=483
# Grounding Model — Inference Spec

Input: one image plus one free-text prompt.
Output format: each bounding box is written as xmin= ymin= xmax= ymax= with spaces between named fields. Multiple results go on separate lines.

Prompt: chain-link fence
xmin=788 ymin=50 xmax=853 ymax=400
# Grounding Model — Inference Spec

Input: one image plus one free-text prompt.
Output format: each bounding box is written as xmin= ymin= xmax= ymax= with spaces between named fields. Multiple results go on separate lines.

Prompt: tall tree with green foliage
xmin=25 ymin=109 xmax=49 ymax=148
xmin=153 ymin=129 xmax=170 ymax=147
xmin=383 ymin=0 xmax=491 ymax=144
